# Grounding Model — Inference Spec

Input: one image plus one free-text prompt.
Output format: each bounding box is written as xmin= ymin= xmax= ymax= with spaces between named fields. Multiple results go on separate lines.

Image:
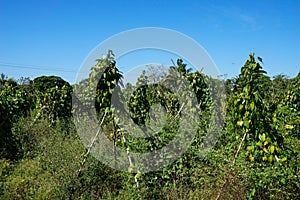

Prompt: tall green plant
xmin=228 ymin=53 xmax=283 ymax=163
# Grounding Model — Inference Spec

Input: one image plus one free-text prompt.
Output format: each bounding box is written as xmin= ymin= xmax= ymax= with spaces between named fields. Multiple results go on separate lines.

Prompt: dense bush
xmin=0 ymin=84 xmax=34 ymax=160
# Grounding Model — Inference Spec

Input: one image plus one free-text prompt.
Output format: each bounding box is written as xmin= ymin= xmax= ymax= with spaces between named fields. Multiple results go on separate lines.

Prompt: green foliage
xmin=2 ymin=159 xmax=57 ymax=199
xmin=270 ymin=74 xmax=290 ymax=104
xmin=1 ymin=53 xmax=299 ymax=199
xmin=224 ymin=54 xmax=299 ymax=198
xmin=128 ymin=83 xmax=179 ymax=126
xmin=33 ymin=75 xmax=70 ymax=91
xmin=0 ymin=84 xmax=34 ymax=121
xmin=1 ymin=116 xmax=124 ymax=199
xmin=186 ymin=71 xmax=211 ymax=110
xmin=0 ymin=84 xmax=34 ymax=159
xmin=33 ymin=75 xmax=72 ymax=122
xmin=227 ymin=53 xmax=284 ymax=163
xmin=0 ymin=74 xmax=72 ymax=159
xmin=275 ymin=72 xmax=300 ymax=139
xmin=91 ymin=51 xmax=123 ymax=117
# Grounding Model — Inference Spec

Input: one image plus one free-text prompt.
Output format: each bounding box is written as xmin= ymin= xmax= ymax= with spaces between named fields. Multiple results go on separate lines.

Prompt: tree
xmin=33 ymin=75 xmax=70 ymax=91
xmin=18 ymin=77 xmax=31 ymax=85
xmin=32 ymin=75 xmax=72 ymax=121
xmin=5 ymin=78 xmax=17 ymax=87
xmin=169 ymin=59 xmax=192 ymax=76
xmin=0 ymin=73 xmax=7 ymax=88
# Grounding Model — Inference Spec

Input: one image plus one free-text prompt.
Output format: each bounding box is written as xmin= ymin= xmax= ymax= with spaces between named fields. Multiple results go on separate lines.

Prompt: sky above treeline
xmin=0 ymin=0 xmax=299 ymax=84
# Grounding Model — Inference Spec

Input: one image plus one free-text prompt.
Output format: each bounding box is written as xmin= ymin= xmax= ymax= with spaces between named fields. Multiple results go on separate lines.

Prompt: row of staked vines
xmin=77 ymin=51 xmax=299 ymax=198
xmin=1 ymin=50 xmax=299 ymax=198
xmin=79 ymin=50 xmax=213 ymax=177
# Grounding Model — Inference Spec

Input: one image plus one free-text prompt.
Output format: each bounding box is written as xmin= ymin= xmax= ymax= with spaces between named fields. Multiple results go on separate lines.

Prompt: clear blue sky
xmin=0 ymin=0 xmax=299 ymax=84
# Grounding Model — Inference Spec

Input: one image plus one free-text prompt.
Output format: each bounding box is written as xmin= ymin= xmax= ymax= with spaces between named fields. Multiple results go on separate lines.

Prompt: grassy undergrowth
xmin=1 ymin=116 xmax=299 ymax=199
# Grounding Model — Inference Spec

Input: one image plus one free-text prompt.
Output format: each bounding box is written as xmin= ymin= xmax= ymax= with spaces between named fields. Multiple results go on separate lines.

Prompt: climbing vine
xmin=228 ymin=53 xmax=285 ymax=163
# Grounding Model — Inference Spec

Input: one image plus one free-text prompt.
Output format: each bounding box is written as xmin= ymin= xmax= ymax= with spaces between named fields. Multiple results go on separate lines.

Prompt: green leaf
xmin=269 ymin=146 xmax=275 ymax=154
xmin=135 ymin=171 xmax=141 ymax=179
xmin=244 ymin=120 xmax=249 ymax=128
xmin=268 ymin=155 xmax=273 ymax=163
xmin=247 ymin=145 xmax=254 ymax=152
xmin=250 ymin=102 xmax=255 ymax=111
xmin=254 ymin=92 xmax=259 ymax=102
xmin=262 ymin=156 xmax=267 ymax=161
xmin=239 ymin=104 xmax=244 ymax=111
xmin=237 ymin=121 xmax=244 ymax=126
xmin=256 ymin=141 xmax=263 ymax=148
xmin=263 ymin=147 xmax=268 ymax=153
xmin=249 ymin=154 xmax=255 ymax=161
xmin=281 ymin=157 xmax=287 ymax=162
xmin=259 ymin=134 xmax=265 ymax=142
xmin=284 ymin=124 xmax=294 ymax=130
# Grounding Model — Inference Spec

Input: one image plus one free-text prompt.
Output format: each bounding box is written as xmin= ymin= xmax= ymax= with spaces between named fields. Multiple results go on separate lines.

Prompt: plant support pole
xmin=77 ymin=112 xmax=107 ymax=177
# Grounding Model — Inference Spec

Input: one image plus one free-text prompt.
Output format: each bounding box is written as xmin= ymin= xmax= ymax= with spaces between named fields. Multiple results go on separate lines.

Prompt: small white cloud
xmin=239 ymin=14 xmax=263 ymax=31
